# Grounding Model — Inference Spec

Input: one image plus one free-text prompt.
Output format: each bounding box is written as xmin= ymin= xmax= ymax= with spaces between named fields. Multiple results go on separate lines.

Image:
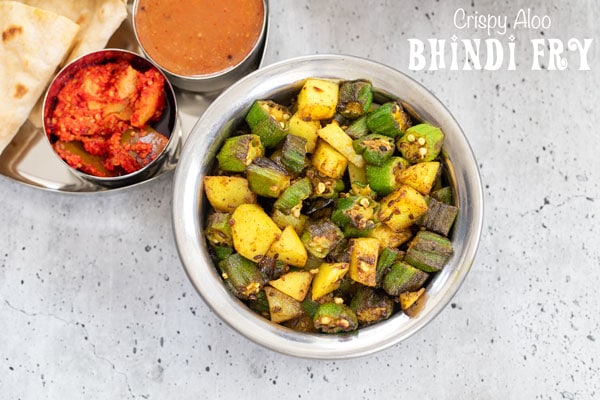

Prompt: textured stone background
xmin=1 ymin=0 xmax=599 ymax=398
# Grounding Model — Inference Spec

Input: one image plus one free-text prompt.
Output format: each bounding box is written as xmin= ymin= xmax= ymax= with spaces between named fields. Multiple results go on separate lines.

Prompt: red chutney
xmin=46 ymin=60 xmax=168 ymax=177
xmin=135 ymin=0 xmax=264 ymax=76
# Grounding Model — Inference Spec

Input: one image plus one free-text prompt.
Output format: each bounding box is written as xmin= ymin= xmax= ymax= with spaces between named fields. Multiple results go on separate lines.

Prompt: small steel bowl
xmin=43 ymin=49 xmax=178 ymax=189
xmin=132 ymin=0 xmax=269 ymax=93
xmin=172 ymin=54 xmax=484 ymax=359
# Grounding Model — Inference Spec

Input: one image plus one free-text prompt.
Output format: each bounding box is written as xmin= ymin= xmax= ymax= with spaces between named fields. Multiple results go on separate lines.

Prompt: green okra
xmin=216 ymin=134 xmax=264 ymax=172
xmin=397 ymin=123 xmax=444 ymax=163
xmin=273 ymin=177 xmax=312 ymax=214
xmin=246 ymin=157 xmax=291 ymax=198
xmin=419 ymin=197 xmax=458 ymax=237
xmin=376 ymin=247 xmax=403 ymax=286
xmin=331 ymin=195 xmax=378 ymax=231
xmin=365 ymin=156 xmax=410 ymax=196
xmin=366 ymin=102 xmax=412 ymax=138
xmin=245 ymin=100 xmax=291 ymax=148
xmin=353 ymin=134 xmax=395 ymax=166
xmin=205 ymin=211 xmax=232 ymax=247
xmin=337 ymin=80 xmax=373 ymax=119
xmin=404 ymin=230 xmax=454 ymax=272
xmin=301 ymin=218 xmax=345 ymax=259
xmin=218 ymin=253 xmax=265 ymax=300
xmin=313 ymin=302 xmax=359 ymax=333
xmin=281 ymin=134 xmax=308 ymax=174
xmin=350 ymin=286 xmax=395 ymax=326
xmin=382 ymin=261 xmax=429 ymax=296
xmin=344 ymin=115 xmax=369 ymax=139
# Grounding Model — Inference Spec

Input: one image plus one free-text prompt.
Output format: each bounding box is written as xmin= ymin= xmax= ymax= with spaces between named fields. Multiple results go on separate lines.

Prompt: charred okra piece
xmin=350 ymin=286 xmax=394 ymax=326
xmin=382 ymin=261 xmax=429 ymax=296
xmin=366 ymin=102 xmax=412 ymax=138
xmin=365 ymin=156 xmax=410 ymax=196
xmin=245 ymin=100 xmax=291 ymax=148
xmin=353 ymin=134 xmax=395 ymax=166
xmin=344 ymin=115 xmax=369 ymax=139
xmin=273 ymin=177 xmax=312 ymax=214
xmin=281 ymin=134 xmax=308 ymax=174
xmin=301 ymin=218 xmax=344 ymax=259
xmin=213 ymin=246 xmax=233 ymax=261
xmin=247 ymin=289 xmax=270 ymax=318
xmin=397 ymin=123 xmax=444 ymax=163
xmin=376 ymin=247 xmax=402 ymax=286
xmin=336 ymin=80 xmax=373 ymax=119
xmin=205 ymin=211 xmax=233 ymax=247
xmin=218 ymin=253 xmax=265 ymax=300
xmin=246 ymin=157 xmax=291 ymax=198
xmin=404 ymin=230 xmax=454 ymax=272
xmin=313 ymin=302 xmax=359 ymax=333
xmin=431 ymin=186 xmax=454 ymax=204
xmin=306 ymin=168 xmax=345 ymax=199
xmin=331 ymin=195 xmax=378 ymax=231
xmin=419 ymin=197 xmax=458 ymax=237
xmin=216 ymin=134 xmax=264 ymax=172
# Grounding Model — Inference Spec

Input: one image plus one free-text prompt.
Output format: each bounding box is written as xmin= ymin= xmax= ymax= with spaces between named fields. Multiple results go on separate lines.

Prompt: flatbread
xmin=0 ymin=1 xmax=79 ymax=155
xmin=14 ymin=0 xmax=128 ymax=63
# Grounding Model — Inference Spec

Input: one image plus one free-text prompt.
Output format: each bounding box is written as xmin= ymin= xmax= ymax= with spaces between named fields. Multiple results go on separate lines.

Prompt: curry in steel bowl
xmin=202 ymin=77 xmax=459 ymax=333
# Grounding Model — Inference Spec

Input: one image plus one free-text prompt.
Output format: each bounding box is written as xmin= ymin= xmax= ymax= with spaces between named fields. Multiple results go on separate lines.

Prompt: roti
xmin=14 ymin=0 xmax=128 ymax=63
xmin=0 ymin=1 xmax=79 ymax=155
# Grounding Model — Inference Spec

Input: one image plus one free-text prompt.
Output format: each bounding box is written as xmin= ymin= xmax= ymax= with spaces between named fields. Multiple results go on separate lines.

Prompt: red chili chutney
xmin=135 ymin=0 xmax=264 ymax=76
xmin=46 ymin=60 xmax=168 ymax=177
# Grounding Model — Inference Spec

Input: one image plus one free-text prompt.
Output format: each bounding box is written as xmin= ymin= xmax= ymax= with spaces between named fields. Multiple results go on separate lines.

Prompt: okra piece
xmin=397 ymin=123 xmax=444 ymax=163
xmin=404 ymin=230 xmax=454 ymax=272
xmin=376 ymin=247 xmax=402 ymax=286
xmin=213 ymin=246 xmax=233 ymax=261
xmin=382 ymin=261 xmax=429 ymax=296
xmin=350 ymin=286 xmax=394 ymax=326
xmin=205 ymin=211 xmax=233 ymax=247
xmin=365 ymin=156 xmax=410 ymax=196
xmin=431 ymin=186 xmax=454 ymax=205
xmin=331 ymin=195 xmax=378 ymax=231
xmin=273 ymin=177 xmax=312 ymax=214
xmin=245 ymin=100 xmax=291 ymax=148
xmin=216 ymin=134 xmax=264 ymax=172
xmin=218 ymin=253 xmax=265 ymax=300
xmin=281 ymin=134 xmax=308 ymax=174
xmin=306 ymin=168 xmax=345 ymax=199
xmin=301 ymin=218 xmax=344 ymax=259
xmin=247 ymin=289 xmax=270 ymax=318
xmin=353 ymin=134 xmax=395 ymax=166
xmin=313 ymin=302 xmax=359 ymax=333
xmin=258 ymin=255 xmax=289 ymax=281
xmin=419 ymin=197 xmax=458 ymax=237
xmin=246 ymin=157 xmax=291 ymax=198
xmin=271 ymin=208 xmax=308 ymax=234
xmin=336 ymin=80 xmax=373 ymax=119
xmin=344 ymin=115 xmax=369 ymax=139
xmin=366 ymin=102 xmax=412 ymax=138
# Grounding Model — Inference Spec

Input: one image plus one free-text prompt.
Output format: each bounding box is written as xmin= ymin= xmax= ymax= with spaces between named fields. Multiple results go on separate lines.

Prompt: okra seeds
xmin=203 ymin=77 xmax=458 ymax=334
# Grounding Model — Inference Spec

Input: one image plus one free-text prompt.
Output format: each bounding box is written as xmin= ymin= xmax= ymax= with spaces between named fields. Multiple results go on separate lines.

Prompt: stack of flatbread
xmin=0 ymin=0 xmax=128 ymax=156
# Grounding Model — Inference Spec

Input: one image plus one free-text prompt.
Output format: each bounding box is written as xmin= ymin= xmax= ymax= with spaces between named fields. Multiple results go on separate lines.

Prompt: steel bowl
xmin=172 ymin=54 xmax=484 ymax=359
xmin=132 ymin=0 xmax=269 ymax=93
xmin=43 ymin=49 xmax=179 ymax=189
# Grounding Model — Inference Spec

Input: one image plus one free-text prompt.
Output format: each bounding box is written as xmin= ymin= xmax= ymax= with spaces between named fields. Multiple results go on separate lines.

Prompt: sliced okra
xmin=365 ymin=156 xmax=410 ymax=196
xmin=216 ymin=134 xmax=264 ymax=172
xmin=397 ymin=123 xmax=444 ymax=163
xmin=245 ymin=100 xmax=291 ymax=148
xmin=350 ymin=286 xmax=395 ymax=326
xmin=366 ymin=102 xmax=412 ymax=138
xmin=382 ymin=261 xmax=429 ymax=297
xmin=301 ymin=218 xmax=344 ymax=259
xmin=313 ymin=302 xmax=359 ymax=333
xmin=218 ymin=253 xmax=265 ymax=300
xmin=344 ymin=115 xmax=369 ymax=139
xmin=246 ymin=157 xmax=291 ymax=198
xmin=419 ymin=197 xmax=458 ymax=237
xmin=281 ymin=134 xmax=308 ymax=174
xmin=404 ymin=230 xmax=454 ymax=272
xmin=273 ymin=177 xmax=313 ymax=214
xmin=205 ymin=211 xmax=233 ymax=247
xmin=353 ymin=134 xmax=395 ymax=166
xmin=336 ymin=80 xmax=373 ymax=119
xmin=331 ymin=195 xmax=378 ymax=231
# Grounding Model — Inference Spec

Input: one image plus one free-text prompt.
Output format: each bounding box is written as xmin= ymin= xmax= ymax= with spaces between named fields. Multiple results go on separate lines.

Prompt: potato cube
xmin=288 ymin=112 xmax=320 ymax=152
xmin=348 ymin=238 xmax=379 ymax=287
xmin=311 ymin=139 xmax=348 ymax=179
xmin=264 ymin=286 xmax=303 ymax=323
xmin=378 ymin=185 xmax=429 ymax=232
xmin=203 ymin=176 xmax=256 ymax=213
xmin=230 ymin=204 xmax=281 ymax=261
xmin=311 ymin=262 xmax=349 ymax=300
xmin=398 ymin=161 xmax=440 ymax=195
xmin=317 ymin=122 xmax=365 ymax=168
xmin=266 ymin=225 xmax=308 ymax=267
xmin=297 ymin=78 xmax=339 ymax=121
xmin=269 ymin=271 xmax=313 ymax=301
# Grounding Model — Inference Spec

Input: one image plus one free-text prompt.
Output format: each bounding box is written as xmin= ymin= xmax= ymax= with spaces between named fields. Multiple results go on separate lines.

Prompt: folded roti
xmin=0 ymin=1 xmax=79 ymax=155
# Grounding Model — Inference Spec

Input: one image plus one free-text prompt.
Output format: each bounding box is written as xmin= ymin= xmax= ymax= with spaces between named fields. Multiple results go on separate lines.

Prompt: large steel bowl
xmin=172 ymin=54 xmax=484 ymax=359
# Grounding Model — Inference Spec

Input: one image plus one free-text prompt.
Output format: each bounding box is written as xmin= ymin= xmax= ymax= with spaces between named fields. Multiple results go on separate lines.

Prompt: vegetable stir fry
xmin=203 ymin=78 xmax=458 ymax=334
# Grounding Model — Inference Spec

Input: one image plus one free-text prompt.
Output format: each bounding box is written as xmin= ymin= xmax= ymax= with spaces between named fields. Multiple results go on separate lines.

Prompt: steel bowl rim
xmin=172 ymin=53 xmax=484 ymax=359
